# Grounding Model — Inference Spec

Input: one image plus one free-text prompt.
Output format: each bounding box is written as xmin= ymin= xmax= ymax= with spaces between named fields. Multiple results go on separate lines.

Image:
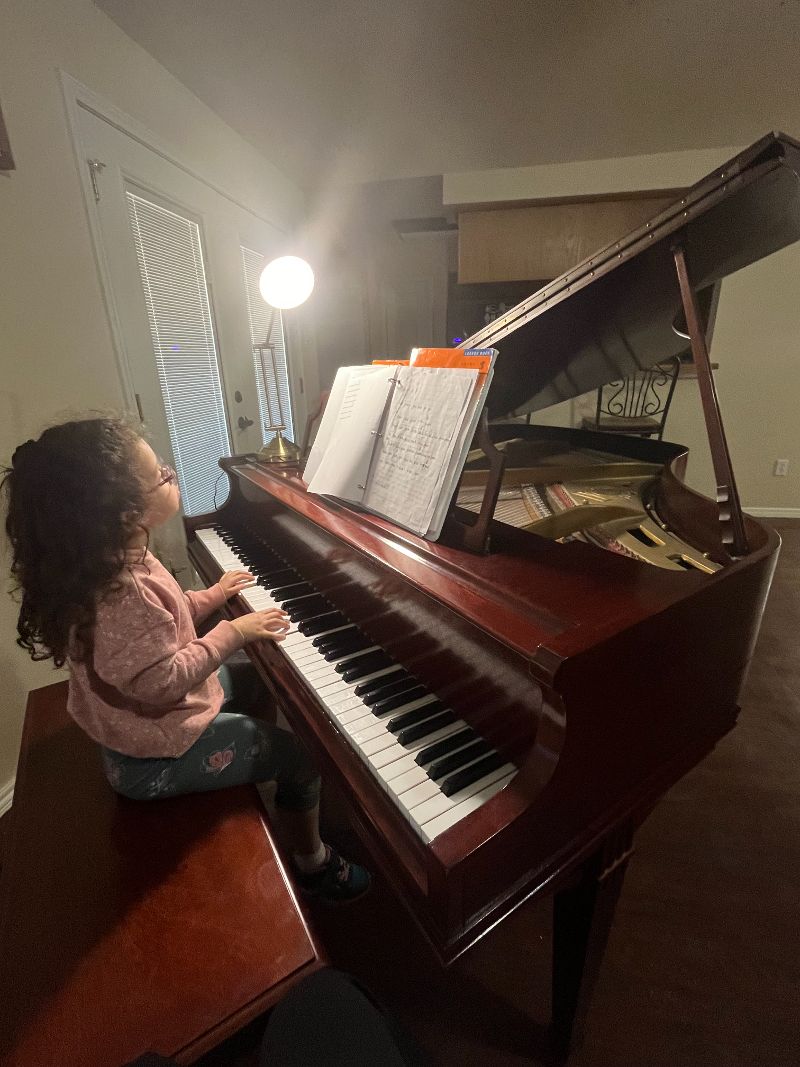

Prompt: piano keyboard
xmin=195 ymin=526 xmax=517 ymax=843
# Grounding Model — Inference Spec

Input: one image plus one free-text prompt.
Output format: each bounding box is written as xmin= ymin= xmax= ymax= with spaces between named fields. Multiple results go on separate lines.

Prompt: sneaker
xmin=294 ymin=847 xmax=371 ymax=904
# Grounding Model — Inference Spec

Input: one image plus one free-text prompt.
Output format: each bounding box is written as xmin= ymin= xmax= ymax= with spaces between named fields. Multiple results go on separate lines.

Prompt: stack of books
xmin=304 ymin=347 xmax=497 ymax=540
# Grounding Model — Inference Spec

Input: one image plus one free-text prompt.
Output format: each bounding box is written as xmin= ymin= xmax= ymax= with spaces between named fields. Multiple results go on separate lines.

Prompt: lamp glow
xmin=258 ymin=255 xmax=315 ymax=309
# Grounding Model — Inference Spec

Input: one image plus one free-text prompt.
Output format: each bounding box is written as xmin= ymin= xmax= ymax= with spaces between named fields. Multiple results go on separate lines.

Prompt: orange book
xmin=409 ymin=347 xmax=493 ymax=375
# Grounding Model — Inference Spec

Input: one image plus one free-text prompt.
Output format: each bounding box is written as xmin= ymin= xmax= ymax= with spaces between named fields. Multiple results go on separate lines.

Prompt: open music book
xmin=304 ymin=349 xmax=496 ymax=539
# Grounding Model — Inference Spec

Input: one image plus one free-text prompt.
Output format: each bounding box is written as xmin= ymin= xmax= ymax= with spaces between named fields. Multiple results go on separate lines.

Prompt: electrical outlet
xmin=774 ymin=458 xmax=790 ymax=477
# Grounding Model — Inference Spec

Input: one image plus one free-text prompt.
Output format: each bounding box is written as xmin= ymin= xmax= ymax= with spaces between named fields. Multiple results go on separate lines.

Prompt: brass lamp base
xmin=257 ymin=429 xmax=301 ymax=465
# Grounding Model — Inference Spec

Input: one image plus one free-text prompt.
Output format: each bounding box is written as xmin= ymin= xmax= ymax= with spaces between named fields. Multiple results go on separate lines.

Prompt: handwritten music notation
xmin=304 ymin=351 xmax=495 ymax=540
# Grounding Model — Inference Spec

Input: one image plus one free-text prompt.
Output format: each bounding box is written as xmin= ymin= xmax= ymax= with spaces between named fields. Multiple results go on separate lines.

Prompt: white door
xmin=75 ymin=104 xmax=304 ymax=577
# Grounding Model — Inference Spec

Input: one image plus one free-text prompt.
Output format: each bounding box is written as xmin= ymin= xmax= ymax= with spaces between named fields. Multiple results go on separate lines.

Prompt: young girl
xmin=2 ymin=416 xmax=369 ymax=904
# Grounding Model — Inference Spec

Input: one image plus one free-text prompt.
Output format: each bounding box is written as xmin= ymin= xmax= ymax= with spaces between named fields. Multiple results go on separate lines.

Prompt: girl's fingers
xmin=252 ymin=628 xmax=287 ymax=642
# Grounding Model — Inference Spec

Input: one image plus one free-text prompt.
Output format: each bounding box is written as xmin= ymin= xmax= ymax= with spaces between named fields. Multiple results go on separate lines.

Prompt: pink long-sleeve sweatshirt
xmin=67 ymin=549 xmax=245 ymax=758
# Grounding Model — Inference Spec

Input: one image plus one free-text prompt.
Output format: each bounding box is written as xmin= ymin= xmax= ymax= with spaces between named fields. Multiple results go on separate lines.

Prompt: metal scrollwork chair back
xmin=582 ymin=356 xmax=681 ymax=440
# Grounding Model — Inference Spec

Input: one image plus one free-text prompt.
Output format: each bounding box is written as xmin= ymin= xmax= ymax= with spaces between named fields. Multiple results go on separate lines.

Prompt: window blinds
xmin=126 ymin=191 xmax=231 ymax=517
xmin=240 ymin=246 xmax=295 ymax=445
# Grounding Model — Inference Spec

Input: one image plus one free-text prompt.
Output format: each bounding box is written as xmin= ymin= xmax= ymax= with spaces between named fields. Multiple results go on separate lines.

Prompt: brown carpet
xmin=203 ymin=520 xmax=800 ymax=1067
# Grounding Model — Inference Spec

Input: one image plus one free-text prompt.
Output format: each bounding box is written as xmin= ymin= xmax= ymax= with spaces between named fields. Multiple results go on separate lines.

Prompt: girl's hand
xmin=219 ymin=570 xmax=255 ymax=599
xmin=232 ymin=608 xmax=291 ymax=644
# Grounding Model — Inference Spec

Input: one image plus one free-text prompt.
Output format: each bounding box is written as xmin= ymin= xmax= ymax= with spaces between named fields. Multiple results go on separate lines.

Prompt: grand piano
xmin=185 ymin=132 xmax=800 ymax=1058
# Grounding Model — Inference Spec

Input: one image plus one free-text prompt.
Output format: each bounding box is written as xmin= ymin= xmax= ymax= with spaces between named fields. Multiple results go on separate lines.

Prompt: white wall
xmin=0 ymin=0 xmax=304 ymax=801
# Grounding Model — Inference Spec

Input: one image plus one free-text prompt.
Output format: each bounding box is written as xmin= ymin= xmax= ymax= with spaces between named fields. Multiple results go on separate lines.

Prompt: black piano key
xmin=324 ymin=637 xmax=371 ymax=661
xmin=271 ymin=582 xmax=314 ymax=601
xmin=395 ymin=710 xmax=456 ymax=747
xmin=387 ymin=700 xmax=445 ymax=733
xmin=320 ymin=629 xmax=368 ymax=650
xmin=332 ymin=646 xmax=382 ymax=670
xmin=324 ymin=637 xmax=373 ymax=662
xmin=282 ymin=593 xmax=324 ymax=613
xmin=364 ymin=676 xmax=421 ymax=707
xmin=415 ymin=728 xmax=476 ymax=766
xmin=314 ymin=626 xmax=360 ymax=650
xmin=291 ymin=611 xmax=331 ymax=628
xmin=256 ymin=560 xmax=283 ymax=572
xmin=252 ymin=562 xmax=291 ymax=575
xmin=371 ymin=685 xmax=428 ymax=715
xmin=289 ymin=600 xmax=330 ymax=622
xmin=286 ymin=599 xmax=325 ymax=618
xmin=341 ymin=653 xmax=394 ymax=683
xmin=427 ymin=739 xmax=493 ymax=781
xmin=300 ymin=612 xmax=348 ymax=636
xmin=440 ymin=752 xmax=506 ymax=797
xmin=354 ymin=669 xmax=409 ymax=698
xmin=257 ymin=569 xmax=296 ymax=587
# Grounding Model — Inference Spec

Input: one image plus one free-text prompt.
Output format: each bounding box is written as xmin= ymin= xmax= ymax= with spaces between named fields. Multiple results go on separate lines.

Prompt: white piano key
xmin=360 ymin=730 xmax=402 ymax=757
xmin=316 ymin=679 xmax=356 ymax=700
xmin=375 ymin=753 xmax=420 ymax=785
xmin=194 ymin=527 xmax=518 ymax=844
xmin=388 ymin=763 xmax=430 ymax=794
xmin=331 ymin=703 xmax=371 ymax=725
xmin=420 ymin=771 xmax=516 ymax=842
xmin=295 ymin=662 xmax=340 ymax=682
xmin=282 ymin=646 xmax=321 ymax=664
xmin=349 ymin=720 xmax=391 ymax=744
xmin=412 ymin=763 xmax=516 ymax=827
xmin=394 ymin=776 xmax=441 ymax=808
xmin=367 ymin=720 xmax=467 ymax=770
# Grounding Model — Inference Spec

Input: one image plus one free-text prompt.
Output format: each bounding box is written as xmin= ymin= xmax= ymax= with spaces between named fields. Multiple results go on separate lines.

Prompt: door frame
xmin=59 ymin=71 xmax=310 ymax=432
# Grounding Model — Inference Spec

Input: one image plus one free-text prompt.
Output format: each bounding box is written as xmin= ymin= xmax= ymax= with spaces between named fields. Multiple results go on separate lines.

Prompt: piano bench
xmin=0 ymin=681 xmax=325 ymax=1067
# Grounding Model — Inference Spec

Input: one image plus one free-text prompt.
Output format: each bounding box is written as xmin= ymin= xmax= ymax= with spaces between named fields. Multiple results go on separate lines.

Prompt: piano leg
xmin=550 ymin=825 xmax=635 ymax=1061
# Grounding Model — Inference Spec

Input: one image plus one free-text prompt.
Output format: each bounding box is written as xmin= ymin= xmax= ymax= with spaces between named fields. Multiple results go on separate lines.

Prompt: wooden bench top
xmin=0 ymin=681 xmax=325 ymax=1067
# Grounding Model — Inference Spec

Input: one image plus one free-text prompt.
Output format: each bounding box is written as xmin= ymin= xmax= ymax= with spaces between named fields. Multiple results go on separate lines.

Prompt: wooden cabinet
xmin=458 ymin=194 xmax=678 ymax=283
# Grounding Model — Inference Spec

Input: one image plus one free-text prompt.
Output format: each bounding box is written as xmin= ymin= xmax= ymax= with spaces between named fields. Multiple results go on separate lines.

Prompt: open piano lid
xmin=464 ymin=132 xmax=800 ymax=420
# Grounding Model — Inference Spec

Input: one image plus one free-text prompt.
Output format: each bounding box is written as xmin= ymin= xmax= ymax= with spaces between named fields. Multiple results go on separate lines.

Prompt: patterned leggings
xmin=100 ymin=660 xmax=321 ymax=811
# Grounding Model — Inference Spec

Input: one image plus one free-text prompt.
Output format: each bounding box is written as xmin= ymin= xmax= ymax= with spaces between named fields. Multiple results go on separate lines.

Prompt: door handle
xmin=237 ymin=415 xmax=254 ymax=430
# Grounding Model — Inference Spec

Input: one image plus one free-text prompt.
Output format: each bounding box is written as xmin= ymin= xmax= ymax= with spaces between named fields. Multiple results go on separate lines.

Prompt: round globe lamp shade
xmin=258 ymin=256 xmax=315 ymax=309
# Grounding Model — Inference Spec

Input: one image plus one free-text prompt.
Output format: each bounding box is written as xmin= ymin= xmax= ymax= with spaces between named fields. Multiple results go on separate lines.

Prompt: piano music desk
xmin=0 ymin=681 xmax=325 ymax=1067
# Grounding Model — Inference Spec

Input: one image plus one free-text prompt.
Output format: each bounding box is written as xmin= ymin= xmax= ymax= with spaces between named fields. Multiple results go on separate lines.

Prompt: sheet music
xmin=364 ymin=366 xmax=478 ymax=535
xmin=303 ymin=364 xmax=383 ymax=486
xmin=425 ymin=364 xmax=495 ymax=539
xmin=306 ymin=365 xmax=395 ymax=500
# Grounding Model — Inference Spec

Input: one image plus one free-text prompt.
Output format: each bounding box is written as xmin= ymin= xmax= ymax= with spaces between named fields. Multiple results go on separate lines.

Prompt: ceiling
xmin=96 ymin=0 xmax=800 ymax=191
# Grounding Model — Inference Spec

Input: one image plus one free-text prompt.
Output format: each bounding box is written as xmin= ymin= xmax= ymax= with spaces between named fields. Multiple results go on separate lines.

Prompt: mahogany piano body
xmin=185 ymin=132 xmax=799 ymax=1054
xmin=186 ymin=436 xmax=777 ymax=953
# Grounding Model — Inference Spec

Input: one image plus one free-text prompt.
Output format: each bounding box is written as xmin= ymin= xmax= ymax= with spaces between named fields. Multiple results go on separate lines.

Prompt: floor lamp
xmin=255 ymin=255 xmax=314 ymax=465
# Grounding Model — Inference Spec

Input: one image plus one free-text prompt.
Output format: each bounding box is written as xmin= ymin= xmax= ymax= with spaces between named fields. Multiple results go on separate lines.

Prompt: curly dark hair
xmin=2 ymin=416 xmax=147 ymax=667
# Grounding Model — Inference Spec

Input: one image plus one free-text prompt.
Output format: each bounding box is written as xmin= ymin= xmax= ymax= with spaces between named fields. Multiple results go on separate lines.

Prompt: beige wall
xmin=0 ymin=0 xmax=303 ymax=798
xmin=443 ymin=146 xmax=744 ymax=206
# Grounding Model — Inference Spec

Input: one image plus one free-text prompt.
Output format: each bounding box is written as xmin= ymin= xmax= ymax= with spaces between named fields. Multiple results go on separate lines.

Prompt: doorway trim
xmin=58 ymin=70 xmax=290 ymax=413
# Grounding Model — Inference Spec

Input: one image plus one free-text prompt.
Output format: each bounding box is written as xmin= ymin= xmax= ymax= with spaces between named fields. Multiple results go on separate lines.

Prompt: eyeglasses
xmin=151 ymin=463 xmax=177 ymax=491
